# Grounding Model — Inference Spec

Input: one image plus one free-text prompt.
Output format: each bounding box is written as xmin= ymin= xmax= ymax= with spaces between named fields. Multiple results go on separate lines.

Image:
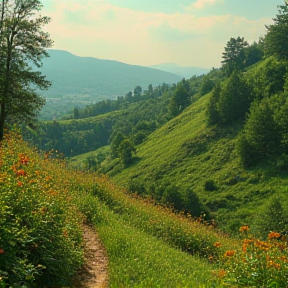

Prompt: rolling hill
xmin=40 ymin=50 xmax=183 ymax=99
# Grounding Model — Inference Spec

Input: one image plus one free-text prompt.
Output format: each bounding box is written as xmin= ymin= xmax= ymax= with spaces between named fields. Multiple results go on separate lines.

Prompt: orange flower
xmin=268 ymin=232 xmax=282 ymax=240
xmin=255 ymin=240 xmax=270 ymax=251
xmin=267 ymin=260 xmax=281 ymax=270
xmin=218 ymin=269 xmax=226 ymax=278
xmin=17 ymin=181 xmax=23 ymax=187
xmin=16 ymin=169 xmax=26 ymax=177
xmin=224 ymin=250 xmax=236 ymax=257
xmin=242 ymin=239 xmax=254 ymax=252
xmin=0 ymin=249 xmax=4 ymax=254
xmin=18 ymin=153 xmax=29 ymax=165
xmin=239 ymin=225 xmax=249 ymax=232
xmin=213 ymin=242 xmax=221 ymax=248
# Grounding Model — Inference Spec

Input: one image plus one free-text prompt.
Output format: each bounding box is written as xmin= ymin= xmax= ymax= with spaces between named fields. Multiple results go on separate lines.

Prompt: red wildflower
xmin=17 ymin=181 xmax=23 ymax=187
xmin=16 ymin=169 xmax=26 ymax=177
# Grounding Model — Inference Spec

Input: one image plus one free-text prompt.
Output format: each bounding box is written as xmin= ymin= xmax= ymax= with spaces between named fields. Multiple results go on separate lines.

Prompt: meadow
xmin=1 ymin=132 xmax=288 ymax=287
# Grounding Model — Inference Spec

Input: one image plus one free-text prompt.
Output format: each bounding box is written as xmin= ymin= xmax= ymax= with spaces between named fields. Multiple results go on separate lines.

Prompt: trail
xmin=73 ymin=225 xmax=109 ymax=288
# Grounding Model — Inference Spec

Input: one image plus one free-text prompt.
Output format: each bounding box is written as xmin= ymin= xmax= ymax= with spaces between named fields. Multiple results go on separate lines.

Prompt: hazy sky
xmin=41 ymin=0 xmax=283 ymax=69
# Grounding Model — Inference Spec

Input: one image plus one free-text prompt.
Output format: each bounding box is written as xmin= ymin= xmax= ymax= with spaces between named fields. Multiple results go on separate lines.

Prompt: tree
xmin=237 ymin=98 xmax=279 ymax=166
xmin=244 ymin=41 xmax=264 ymax=67
xmin=221 ymin=37 xmax=248 ymax=76
xmin=111 ymin=131 xmax=125 ymax=158
xmin=169 ymin=86 xmax=190 ymax=116
xmin=199 ymin=76 xmax=214 ymax=96
xmin=265 ymin=2 xmax=288 ymax=60
xmin=134 ymin=85 xmax=142 ymax=97
xmin=0 ymin=0 xmax=52 ymax=140
xmin=206 ymin=83 xmax=221 ymax=125
xmin=218 ymin=72 xmax=252 ymax=123
xmin=118 ymin=139 xmax=136 ymax=165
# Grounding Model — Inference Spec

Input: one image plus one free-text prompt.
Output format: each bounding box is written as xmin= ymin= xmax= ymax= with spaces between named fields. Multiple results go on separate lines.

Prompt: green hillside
xmin=107 ymin=54 xmax=288 ymax=233
xmin=38 ymin=50 xmax=184 ymax=120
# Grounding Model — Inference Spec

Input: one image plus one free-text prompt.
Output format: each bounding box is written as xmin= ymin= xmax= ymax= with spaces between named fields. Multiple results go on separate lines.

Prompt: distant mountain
xmin=150 ymin=63 xmax=209 ymax=79
xmin=39 ymin=50 xmax=183 ymax=99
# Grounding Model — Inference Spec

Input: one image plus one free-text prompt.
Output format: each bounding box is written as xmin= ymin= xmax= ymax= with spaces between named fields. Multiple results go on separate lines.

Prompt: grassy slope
xmin=111 ymin=89 xmax=288 ymax=232
xmin=2 ymin=133 xmax=236 ymax=287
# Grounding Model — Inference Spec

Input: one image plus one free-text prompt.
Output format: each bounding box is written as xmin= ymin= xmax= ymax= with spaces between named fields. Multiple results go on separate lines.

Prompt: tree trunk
xmin=0 ymin=103 xmax=5 ymax=141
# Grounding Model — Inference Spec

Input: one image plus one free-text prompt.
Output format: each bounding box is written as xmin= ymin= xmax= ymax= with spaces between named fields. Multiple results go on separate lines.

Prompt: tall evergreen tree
xmin=221 ymin=37 xmax=248 ymax=76
xmin=0 ymin=0 xmax=52 ymax=140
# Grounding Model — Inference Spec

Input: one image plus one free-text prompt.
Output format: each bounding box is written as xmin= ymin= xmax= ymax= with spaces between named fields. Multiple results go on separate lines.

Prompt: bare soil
xmin=73 ymin=225 xmax=109 ymax=288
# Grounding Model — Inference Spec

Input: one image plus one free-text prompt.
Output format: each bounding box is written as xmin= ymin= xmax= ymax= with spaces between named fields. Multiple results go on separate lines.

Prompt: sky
xmin=41 ymin=0 xmax=283 ymax=69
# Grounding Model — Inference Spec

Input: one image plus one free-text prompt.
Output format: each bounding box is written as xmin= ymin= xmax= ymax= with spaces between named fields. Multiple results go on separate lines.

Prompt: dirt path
xmin=73 ymin=225 xmax=109 ymax=288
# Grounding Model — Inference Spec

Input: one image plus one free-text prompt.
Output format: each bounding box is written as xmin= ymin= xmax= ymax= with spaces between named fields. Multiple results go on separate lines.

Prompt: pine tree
xmin=221 ymin=37 xmax=248 ymax=76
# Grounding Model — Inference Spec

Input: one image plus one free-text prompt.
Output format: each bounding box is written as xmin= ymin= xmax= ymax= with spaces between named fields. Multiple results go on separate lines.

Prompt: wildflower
xmin=242 ymin=239 xmax=254 ymax=252
xmin=268 ymin=232 xmax=282 ymax=240
xmin=0 ymin=249 xmax=4 ymax=254
xmin=218 ymin=269 xmax=226 ymax=278
xmin=224 ymin=250 xmax=236 ymax=257
xmin=208 ymin=255 xmax=214 ymax=261
xmin=16 ymin=169 xmax=26 ymax=177
xmin=214 ymin=242 xmax=221 ymax=248
xmin=17 ymin=181 xmax=23 ymax=187
xmin=255 ymin=240 xmax=270 ymax=251
xmin=267 ymin=260 xmax=281 ymax=270
xmin=239 ymin=225 xmax=249 ymax=232
xmin=18 ymin=153 xmax=29 ymax=165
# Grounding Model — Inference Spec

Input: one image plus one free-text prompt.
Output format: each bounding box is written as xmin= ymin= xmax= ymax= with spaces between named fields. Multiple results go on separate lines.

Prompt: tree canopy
xmin=221 ymin=37 xmax=248 ymax=76
xmin=265 ymin=1 xmax=288 ymax=60
xmin=0 ymin=0 xmax=52 ymax=140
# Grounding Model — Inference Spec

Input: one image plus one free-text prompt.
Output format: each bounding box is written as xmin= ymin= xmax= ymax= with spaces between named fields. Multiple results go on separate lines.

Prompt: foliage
xmin=252 ymin=195 xmax=288 ymax=238
xmin=118 ymin=139 xmax=136 ymax=165
xmin=220 ymin=227 xmax=288 ymax=287
xmin=221 ymin=37 xmax=248 ymax=76
xmin=206 ymin=84 xmax=221 ymax=125
xmin=265 ymin=1 xmax=288 ymax=60
xmin=168 ymin=86 xmax=191 ymax=116
xmin=0 ymin=0 xmax=52 ymax=140
xmin=237 ymin=98 xmax=279 ymax=166
xmin=217 ymin=72 xmax=252 ymax=123
xmin=244 ymin=40 xmax=264 ymax=67
xmin=247 ymin=57 xmax=287 ymax=101
xmin=0 ymin=133 xmax=84 ymax=287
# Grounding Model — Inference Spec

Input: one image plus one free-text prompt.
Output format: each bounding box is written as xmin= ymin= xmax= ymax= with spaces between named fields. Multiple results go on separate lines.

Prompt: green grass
xmin=104 ymin=87 xmax=288 ymax=233
xmin=94 ymin=202 xmax=220 ymax=288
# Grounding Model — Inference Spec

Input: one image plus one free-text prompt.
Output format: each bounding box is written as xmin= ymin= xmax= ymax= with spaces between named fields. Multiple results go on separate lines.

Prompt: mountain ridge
xmin=40 ymin=49 xmax=183 ymax=99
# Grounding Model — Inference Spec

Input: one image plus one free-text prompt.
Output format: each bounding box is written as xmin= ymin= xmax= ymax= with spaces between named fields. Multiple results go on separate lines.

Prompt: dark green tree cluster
xmin=70 ymin=83 xmax=171 ymax=120
xmin=168 ymin=79 xmax=191 ymax=116
xmin=206 ymin=72 xmax=252 ymax=125
xmin=128 ymin=178 xmax=211 ymax=218
xmin=110 ymin=132 xmax=136 ymax=165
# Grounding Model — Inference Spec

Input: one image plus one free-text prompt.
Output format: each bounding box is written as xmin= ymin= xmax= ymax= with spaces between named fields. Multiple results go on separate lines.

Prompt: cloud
xmin=186 ymin=0 xmax=224 ymax=10
xmin=42 ymin=0 xmax=272 ymax=68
